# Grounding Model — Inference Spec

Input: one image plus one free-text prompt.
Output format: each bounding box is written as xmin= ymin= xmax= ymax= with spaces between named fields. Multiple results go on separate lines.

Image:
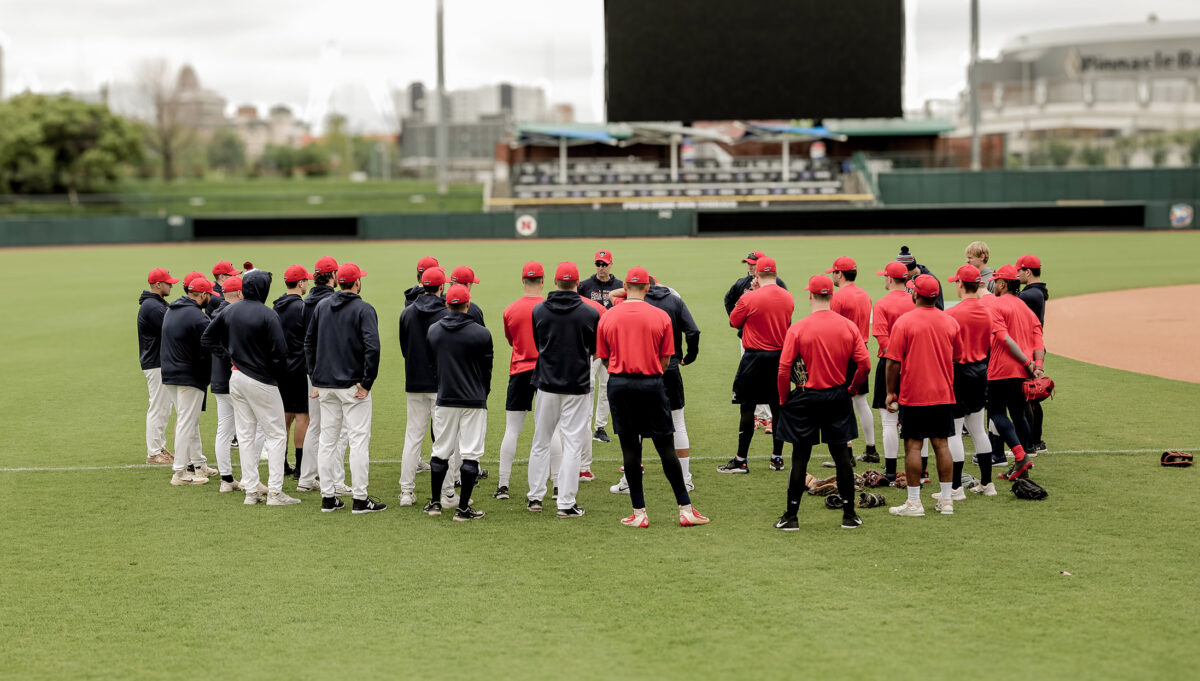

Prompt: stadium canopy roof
xmin=514 ymin=122 xmax=734 ymax=147
xmin=739 ymin=122 xmax=849 ymax=142
xmin=824 ymin=118 xmax=956 ymax=137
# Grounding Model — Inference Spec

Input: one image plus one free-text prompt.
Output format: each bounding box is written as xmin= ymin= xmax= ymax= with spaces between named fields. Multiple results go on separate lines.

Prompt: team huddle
xmin=135 ymin=241 xmax=1049 ymax=530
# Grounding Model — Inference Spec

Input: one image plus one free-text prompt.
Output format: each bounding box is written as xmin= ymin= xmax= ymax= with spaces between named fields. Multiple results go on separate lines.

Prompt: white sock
xmin=947 ymin=417 xmax=966 ymax=463
xmin=940 ymin=481 xmax=953 ymax=498
xmin=880 ymin=409 xmax=899 ymax=460
xmin=852 ymin=394 xmax=874 ymax=445
xmin=679 ymin=456 xmax=690 ymax=478
xmin=907 ymin=485 xmax=921 ymax=504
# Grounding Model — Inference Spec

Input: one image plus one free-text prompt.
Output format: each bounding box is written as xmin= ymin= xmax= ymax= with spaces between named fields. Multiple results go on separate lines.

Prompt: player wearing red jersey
xmin=943 ymin=265 xmax=996 ymax=497
xmin=826 ymin=256 xmax=877 ymax=463
xmin=871 ymin=262 xmax=915 ymax=481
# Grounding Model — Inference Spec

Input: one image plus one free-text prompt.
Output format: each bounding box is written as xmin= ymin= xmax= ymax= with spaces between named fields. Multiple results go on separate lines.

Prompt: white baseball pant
xmin=528 ymin=389 xmax=589 ymax=509
xmin=213 ymin=393 xmax=236 ymax=477
xmin=401 ymin=393 xmax=456 ymax=497
xmin=165 ymin=384 xmax=207 ymax=472
xmin=229 ymin=371 xmax=287 ymax=495
xmin=316 ymin=386 xmax=372 ymax=500
xmin=299 ymin=376 xmax=347 ymax=488
xmin=948 ymin=409 xmax=992 ymax=463
xmin=431 ymin=406 xmax=486 ymax=463
xmin=851 ymin=394 xmax=875 ymax=446
xmin=590 ymin=358 xmax=610 ymax=430
xmin=499 ymin=410 xmax=564 ymax=487
xmin=143 ymin=368 xmax=174 ymax=457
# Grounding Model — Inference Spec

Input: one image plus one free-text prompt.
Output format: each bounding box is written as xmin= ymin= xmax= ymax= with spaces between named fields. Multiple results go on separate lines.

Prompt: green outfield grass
xmin=2 ymin=232 xmax=1198 ymax=680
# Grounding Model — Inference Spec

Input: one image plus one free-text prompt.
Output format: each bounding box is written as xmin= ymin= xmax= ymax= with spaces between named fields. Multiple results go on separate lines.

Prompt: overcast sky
xmin=4 ymin=0 xmax=1200 ymax=130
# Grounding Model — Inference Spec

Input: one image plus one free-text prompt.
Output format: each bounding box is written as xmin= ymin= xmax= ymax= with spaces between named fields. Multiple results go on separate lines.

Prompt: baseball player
xmin=296 ymin=256 xmax=351 ymax=495
xmin=161 ymin=276 xmax=217 ymax=485
xmin=201 ymin=269 xmax=300 ymax=506
xmin=404 ymin=256 xmax=440 ymax=307
xmin=209 ymin=275 xmax=252 ymax=492
xmin=885 ymin=274 xmax=963 ymax=517
xmin=526 ymin=262 xmax=602 ymax=516
xmin=720 ymin=256 xmax=793 ymax=474
xmin=826 ymin=256 xmax=878 ymax=464
xmin=724 ymin=251 xmax=789 ymax=433
xmin=896 ymin=246 xmax=944 ymax=310
xmin=273 ymin=265 xmax=312 ymax=478
xmin=1017 ymin=254 xmax=1049 ymax=452
xmin=450 ymin=265 xmax=487 ymax=327
xmin=964 ymin=241 xmax=995 ymax=293
xmin=943 ymin=265 xmax=996 ymax=497
xmin=138 ymin=268 xmax=179 ymax=465
xmin=597 ymin=266 xmax=708 ymax=528
xmin=982 ymin=265 xmax=1045 ymax=482
xmin=577 ymin=249 xmax=621 ymax=444
xmin=423 ymin=284 xmax=493 ymax=521
xmin=304 ymin=263 xmax=385 ymax=514
xmin=773 ymin=275 xmax=871 ymax=531
xmin=871 ymin=262 xmax=916 ymax=481
xmin=209 ymin=261 xmax=242 ymax=315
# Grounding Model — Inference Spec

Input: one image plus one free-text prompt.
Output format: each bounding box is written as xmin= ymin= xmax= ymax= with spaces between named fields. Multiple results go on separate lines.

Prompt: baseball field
xmin=1 ymin=231 xmax=1197 ymax=680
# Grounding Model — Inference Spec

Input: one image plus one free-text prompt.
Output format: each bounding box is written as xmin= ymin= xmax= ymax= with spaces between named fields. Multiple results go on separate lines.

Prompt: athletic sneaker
xmin=557 ymin=505 xmax=586 ymax=519
xmin=321 ymin=496 xmax=344 ymax=513
xmin=244 ymin=491 xmax=264 ymax=505
xmin=422 ymin=500 xmax=442 ymax=516
xmin=935 ymin=498 xmax=954 ymax=515
xmin=416 ymin=459 xmax=432 ymax=473
xmin=398 ymin=493 xmax=416 ymax=507
xmin=579 ymin=470 xmax=595 ymax=482
xmin=889 ymin=500 xmax=925 ymax=517
xmin=685 ymin=473 xmax=695 ymax=492
xmin=593 ymin=427 xmax=611 ymax=443
xmin=170 ymin=470 xmax=206 ymax=486
xmin=295 ymin=481 xmax=321 ymax=492
xmin=267 ymin=491 xmax=301 ymax=506
xmin=197 ymin=464 xmax=219 ymax=477
xmin=441 ymin=493 xmax=472 ymax=508
xmin=931 ymin=487 xmax=968 ymax=502
xmin=453 ymin=507 xmax=485 ymax=522
xmin=527 ymin=498 xmax=543 ymax=513
xmin=764 ymin=421 xmax=773 ymax=435
xmin=857 ymin=446 xmax=881 ymax=463
xmin=230 ymin=438 xmax=239 ymax=449
xmin=970 ymin=482 xmax=997 ymax=496
xmin=492 ymin=485 xmax=510 ymax=500
xmin=717 ymin=458 xmax=748 ymax=474
xmin=147 ymin=450 xmax=173 ymax=465
xmin=774 ymin=515 xmax=799 ymax=531
xmin=679 ymin=505 xmax=709 ymax=527
xmin=620 ymin=509 xmax=649 ymax=528
xmin=841 ymin=514 xmax=863 ymax=529
xmin=552 ymin=486 xmax=558 ymax=501
xmin=255 ymin=483 xmax=268 ymax=494
xmin=769 ymin=456 xmax=785 ymax=471
xmin=333 ymin=483 xmax=353 ymax=497
xmin=998 ymin=459 xmax=1033 ymax=480
xmin=1034 ymin=441 xmax=1047 ymax=453
xmin=218 ymin=479 xmax=242 ymax=493
xmin=478 ymin=467 xmax=489 ymax=480
xmin=609 ymin=477 xmax=630 ymax=494
xmin=990 ymin=453 xmax=1007 ymax=467
xmin=283 ymin=461 xmax=295 ymax=477
xmin=352 ymin=497 xmax=387 ymax=514
xmin=754 ymin=417 xmax=768 ymax=430
xmin=822 ymin=459 xmax=857 ymax=469
xmin=921 ymin=471 xmax=931 ymax=484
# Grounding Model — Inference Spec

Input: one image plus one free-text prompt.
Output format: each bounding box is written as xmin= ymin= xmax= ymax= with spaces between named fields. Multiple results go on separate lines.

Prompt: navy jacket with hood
xmin=1019 ymin=283 xmax=1049 ymax=325
xmin=161 ymin=295 xmax=212 ymax=391
xmin=304 ymin=290 xmax=381 ymax=391
xmin=273 ymin=292 xmax=307 ymax=374
xmin=302 ymin=284 xmax=337 ymax=340
xmin=531 ymin=290 xmax=600 ymax=395
xmin=201 ymin=270 xmax=288 ymax=386
xmin=426 ymin=311 xmax=493 ymax=408
xmin=209 ymin=298 xmax=233 ymax=394
xmin=403 ymin=283 xmax=424 ymax=307
xmin=723 ymin=275 xmax=788 ymax=316
xmin=205 ymin=281 xmax=224 ymax=317
xmin=646 ymin=285 xmax=701 ymax=370
xmin=137 ymin=290 xmax=169 ymax=370
xmin=399 ymin=292 xmax=449 ymax=393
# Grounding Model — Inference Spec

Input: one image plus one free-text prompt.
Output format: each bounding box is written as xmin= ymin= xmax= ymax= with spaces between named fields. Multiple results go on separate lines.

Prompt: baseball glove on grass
xmin=1011 ymin=477 xmax=1048 ymax=500
xmin=857 ymin=492 xmax=887 ymax=509
xmin=862 ymin=469 xmax=889 ymax=488
xmin=824 ymin=494 xmax=845 ymax=510
xmin=809 ymin=476 xmax=839 ymax=496
xmin=1161 ymin=450 xmax=1193 ymax=467
xmin=891 ymin=471 xmax=908 ymax=488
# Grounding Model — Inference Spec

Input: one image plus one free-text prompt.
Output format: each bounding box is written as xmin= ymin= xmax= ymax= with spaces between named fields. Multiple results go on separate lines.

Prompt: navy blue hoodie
xmin=205 ymin=281 xmax=224 ymax=317
xmin=305 ymin=290 xmax=381 ymax=391
xmin=646 ymin=285 xmax=701 ymax=369
xmin=426 ymin=311 xmax=493 ymax=408
xmin=201 ymin=270 xmax=288 ymax=386
xmin=531 ymin=290 xmax=599 ymax=395
xmin=137 ymin=290 xmax=169 ymax=370
xmin=399 ymin=292 xmax=449 ymax=393
xmin=302 ymin=284 xmax=337 ymax=339
xmin=209 ymin=298 xmax=233 ymax=394
xmin=161 ymin=295 xmax=212 ymax=391
xmin=273 ymin=292 xmax=307 ymax=374
xmin=1020 ymin=282 xmax=1049 ymax=325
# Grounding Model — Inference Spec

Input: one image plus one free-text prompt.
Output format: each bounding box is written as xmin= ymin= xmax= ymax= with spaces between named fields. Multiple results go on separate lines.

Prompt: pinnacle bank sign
xmin=1065 ymin=46 xmax=1200 ymax=77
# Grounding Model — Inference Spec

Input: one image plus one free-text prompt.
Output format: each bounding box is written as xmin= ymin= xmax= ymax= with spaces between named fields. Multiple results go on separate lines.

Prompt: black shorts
xmin=845 ymin=354 xmax=869 ymax=397
xmin=607 ymin=374 xmax=674 ymax=438
xmin=279 ymin=371 xmax=309 ymax=414
xmin=663 ymin=367 xmax=685 ymax=411
xmin=871 ymin=356 xmax=889 ymax=409
xmin=732 ymin=349 xmax=781 ymax=405
xmin=987 ymin=377 xmax=1027 ymax=416
xmin=953 ymin=360 xmax=988 ymax=417
xmin=775 ymin=386 xmax=858 ymax=446
xmin=506 ymin=371 xmax=536 ymax=412
xmin=898 ymin=404 xmax=955 ymax=440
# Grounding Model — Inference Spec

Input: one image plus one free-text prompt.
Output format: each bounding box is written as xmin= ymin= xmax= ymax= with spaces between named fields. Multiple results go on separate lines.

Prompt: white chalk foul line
xmin=0 ymin=448 xmax=1193 ymax=473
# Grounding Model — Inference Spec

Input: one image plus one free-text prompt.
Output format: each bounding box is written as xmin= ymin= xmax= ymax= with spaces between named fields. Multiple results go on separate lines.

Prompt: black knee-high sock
xmin=430 ymin=457 xmax=449 ymax=503
xmin=458 ymin=460 xmax=479 ymax=511
xmin=978 ymin=448 xmax=993 ymax=485
xmin=652 ymin=435 xmax=690 ymax=506
xmin=952 ymin=460 xmax=964 ymax=490
xmin=294 ymin=446 xmax=303 ymax=471
xmin=736 ymin=403 xmax=755 ymax=459
xmin=885 ymin=456 xmax=897 ymax=475
xmin=921 ymin=455 xmax=928 ymax=475
xmin=769 ymin=403 xmax=784 ymax=457
xmin=619 ymin=434 xmax=646 ymax=508
xmin=829 ymin=442 xmax=857 ymax=518
xmin=786 ymin=443 xmax=813 ymax=516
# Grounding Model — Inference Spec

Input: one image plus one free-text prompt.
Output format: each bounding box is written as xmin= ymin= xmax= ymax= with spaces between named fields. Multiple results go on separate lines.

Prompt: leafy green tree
xmin=296 ymin=144 xmax=332 ymax=177
xmin=258 ymin=145 xmax=297 ymax=177
xmin=1048 ymin=139 xmax=1074 ymax=167
xmin=1079 ymin=146 xmax=1108 ymax=167
xmin=207 ymin=129 xmax=246 ymax=174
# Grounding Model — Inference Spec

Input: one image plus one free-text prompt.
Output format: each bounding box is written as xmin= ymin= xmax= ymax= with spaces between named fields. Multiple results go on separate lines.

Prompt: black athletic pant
xmin=987 ymin=378 xmax=1032 ymax=456
xmin=737 ymin=402 xmax=784 ymax=459
xmin=619 ymin=433 xmax=690 ymax=510
xmin=1025 ymin=401 xmax=1044 ymax=446
xmin=786 ymin=442 xmax=856 ymax=518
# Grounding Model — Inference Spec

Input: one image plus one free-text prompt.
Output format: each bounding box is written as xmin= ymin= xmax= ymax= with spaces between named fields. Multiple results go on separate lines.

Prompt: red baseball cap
xmin=625 ymin=266 xmax=651 ymax=284
xmin=522 ymin=261 xmax=544 ymax=278
xmin=186 ymin=277 xmax=214 ymax=294
xmin=1016 ymin=254 xmax=1042 ymax=269
xmin=555 ymin=262 xmax=580 ymax=282
xmin=743 ymin=250 xmax=765 ymax=263
xmin=222 ymin=276 xmax=243 ymax=293
xmin=337 ymin=263 xmax=366 ymax=284
xmin=148 ymin=268 xmax=179 ymax=285
xmin=284 ymin=264 xmax=312 ymax=283
xmin=825 ymin=256 xmax=857 ymax=273
xmin=594 ymin=250 xmax=613 ymax=265
xmin=876 ymin=262 xmax=908 ymax=278
xmin=806 ymin=275 xmax=834 ymax=295
xmin=906 ymin=274 xmax=939 ymax=297
xmin=417 ymin=256 xmax=439 ymax=274
xmin=451 ymin=265 xmax=480 ymax=284
xmin=421 ymin=266 xmax=446 ymax=287
xmin=755 ymin=256 xmax=777 ymax=274
xmin=314 ymin=256 xmax=338 ymax=274
xmin=212 ymin=261 xmax=242 ymax=277
xmin=990 ymin=264 xmax=1020 ymax=281
xmin=948 ymin=264 xmax=983 ymax=283
xmin=446 ymin=284 xmax=471 ymax=305
xmin=183 ymin=271 xmax=205 ymax=286
xmin=242 ymin=261 xmax=254 ymax=271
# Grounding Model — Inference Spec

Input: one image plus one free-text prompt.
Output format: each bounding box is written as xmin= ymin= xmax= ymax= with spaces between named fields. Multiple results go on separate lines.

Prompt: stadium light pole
xmin=969 ymin=0 xmax=981 ymax=170
xmin=436 ymin=0 xmax=448 ymax=195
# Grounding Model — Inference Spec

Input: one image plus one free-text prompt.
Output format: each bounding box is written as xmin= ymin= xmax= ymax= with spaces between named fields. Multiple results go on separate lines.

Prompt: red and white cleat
xmin=620 ymin=509 xmax=649 ymax=528
xmin=679 ymin=505 xmax=710 ymax=527
xmin=579 ymin=470 xmax=595 ymax=482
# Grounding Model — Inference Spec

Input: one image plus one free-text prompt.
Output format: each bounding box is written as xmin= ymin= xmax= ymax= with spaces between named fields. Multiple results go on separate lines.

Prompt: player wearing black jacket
xmin=273 ymin=265 xmax=311 ymax=477
xmin=1017 ymin=254 xmax=1050 ymax=452
xmin=138 ymin=268 xmax=178 ymax=465
xmin=578 ymin=250 xmax=621 ymax=443
xmin=161 ymin=279 xmax=215 ymax=485
xmin=297 ymin=257 xmax=345 ymax=491
xmin=209 ymin=276 xmax=245 ymax=490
